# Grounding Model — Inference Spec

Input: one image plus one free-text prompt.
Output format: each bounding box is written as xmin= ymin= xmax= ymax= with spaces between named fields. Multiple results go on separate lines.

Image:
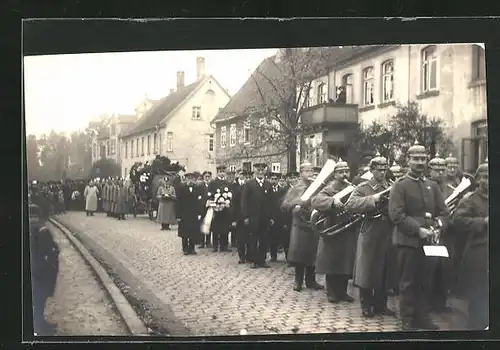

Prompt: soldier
xmin=388 ymin=141 xmax=449 ymax=330
xmin=29 ymin=203 xmax=60 ymax=335
xmin=268 ymin=172 xmax=289 ymax=262
xmin=231 ymin=169 xmax=248 ymax=263
xmin=241 ymin=163 xmax=273 ymax=268
xmin=312 ymin=167 xmax=322 ymax=179
xmin=278 ymin=174 xmax=292 ymax=260
xmin=245 ymin=171 xmax=253 ymax=182
xmin=352 ymin=166 xmax=370 ymax=185
xmin=311 ymin=159 xmax=356 ymax=302
xmin=102 ymin=180 xmax=109 ymax=216
xmin=286 ymin=171 xmax=299 ymax=187
xmin=453 ymin=158 xmax=488 ymax=330
xmin=199 ymin=170 xmax=213 ymax=248
xmin=345 ymin=154 xmax=397 ymax=317
xmin=282 ymin=162 xmax=323 ymax=291
xmin=388 ymin=161 xmax=404 ymax=182
xmin=208 ymin=165 xmax=232 ymax=252
xmin=445 ymin=154 xmax=461 ymax=188
xmin=176 ymin=173 xmax=205 ymax=255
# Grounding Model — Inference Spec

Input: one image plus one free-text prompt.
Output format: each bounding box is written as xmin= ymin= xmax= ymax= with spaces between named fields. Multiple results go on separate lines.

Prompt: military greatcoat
xmin=281 ymin=180 xmax=319 ymax=267
xmin=344 ymin=178 xmax=397 ymax=290
xmin=452 ymin=190 xmax=488 ymax=297
xmin=311 ymin=180 xmax=359 ymax=275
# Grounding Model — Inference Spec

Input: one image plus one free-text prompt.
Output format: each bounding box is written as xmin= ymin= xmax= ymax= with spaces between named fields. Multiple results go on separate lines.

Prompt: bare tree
xmin=222 ymin=47 xmax=338 ymax=171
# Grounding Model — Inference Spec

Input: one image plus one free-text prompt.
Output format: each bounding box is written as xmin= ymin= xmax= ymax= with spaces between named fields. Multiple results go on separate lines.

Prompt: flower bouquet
xmin=201 ymin=187 xmax=233 ymax=235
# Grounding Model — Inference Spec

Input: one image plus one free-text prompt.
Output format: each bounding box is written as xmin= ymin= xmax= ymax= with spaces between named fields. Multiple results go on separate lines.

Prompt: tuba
xmin=310 ymin=172 xmax=372 ymax=237
xmin=300 ymin=159 xmax=337 ymax=202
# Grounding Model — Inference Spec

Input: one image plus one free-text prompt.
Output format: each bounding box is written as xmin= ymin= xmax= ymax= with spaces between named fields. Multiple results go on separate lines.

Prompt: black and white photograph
xmin=24 ymin=39 xmax=488 ymax=337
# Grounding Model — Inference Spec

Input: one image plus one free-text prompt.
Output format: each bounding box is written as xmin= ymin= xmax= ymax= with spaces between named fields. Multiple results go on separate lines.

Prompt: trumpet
xmin=445 ymin=174 xmax=474 ymax=215
xmin=368 ymin=180 xmax=394 ymax=219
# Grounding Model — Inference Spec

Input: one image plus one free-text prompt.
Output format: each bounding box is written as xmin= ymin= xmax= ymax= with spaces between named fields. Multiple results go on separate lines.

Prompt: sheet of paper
xmin=423 ymin=245 xmax=449 ymax=258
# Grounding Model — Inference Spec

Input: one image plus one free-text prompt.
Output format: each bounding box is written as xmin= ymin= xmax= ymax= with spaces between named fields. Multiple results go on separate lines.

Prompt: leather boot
xmin=325 ymin=275 xmax=339 ymax=303
xmin=305 ymin=266 xmax=324 ymax=290
xmin=294 ymin=265 xmax=305 ymax=291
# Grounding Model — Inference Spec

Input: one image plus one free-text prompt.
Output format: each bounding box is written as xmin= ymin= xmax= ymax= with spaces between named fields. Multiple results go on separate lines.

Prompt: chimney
xmin=196 ymin=57 xmax=206 ymax=80
xmin=176 ymin=71 xmax=185 ymax=90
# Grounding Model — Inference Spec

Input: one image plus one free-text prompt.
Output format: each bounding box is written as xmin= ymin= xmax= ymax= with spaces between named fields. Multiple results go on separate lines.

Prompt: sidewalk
xmin=55 ymin=211 xmax=458 ymax=336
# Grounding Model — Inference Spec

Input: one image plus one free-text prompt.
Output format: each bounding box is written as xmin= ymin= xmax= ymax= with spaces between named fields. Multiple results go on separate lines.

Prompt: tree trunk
xmin=287 ymin=142 xmax=297 ymax=173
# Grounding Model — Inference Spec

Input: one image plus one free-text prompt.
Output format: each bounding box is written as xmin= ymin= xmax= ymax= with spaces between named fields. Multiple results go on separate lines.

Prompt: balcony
xmin=300 ymin=103 xmax=359 ymax=126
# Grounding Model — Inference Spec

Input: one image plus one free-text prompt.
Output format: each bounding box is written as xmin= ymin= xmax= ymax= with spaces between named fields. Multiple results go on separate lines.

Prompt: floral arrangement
xmin=207 ymin=187 xmax=233 ymax=212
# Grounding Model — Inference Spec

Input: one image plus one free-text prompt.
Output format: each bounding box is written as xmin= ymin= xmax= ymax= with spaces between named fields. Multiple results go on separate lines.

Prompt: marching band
xmin=30 ymin=140 xmax=488 ymax=331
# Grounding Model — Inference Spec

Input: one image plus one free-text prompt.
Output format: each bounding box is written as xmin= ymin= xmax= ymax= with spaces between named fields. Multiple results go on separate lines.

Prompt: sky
xmin=23 ymin=48 xmax=278 ymax=137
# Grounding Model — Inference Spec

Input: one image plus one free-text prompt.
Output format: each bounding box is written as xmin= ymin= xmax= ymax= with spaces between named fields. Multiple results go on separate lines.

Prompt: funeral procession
xmin=25 ymin=44 xmax=488 ymax=336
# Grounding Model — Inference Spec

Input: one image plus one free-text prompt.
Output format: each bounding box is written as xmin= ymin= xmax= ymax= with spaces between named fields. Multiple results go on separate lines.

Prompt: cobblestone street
xmin=54 ymin=212 xmax=454 ymax=336
xmin=43 ymin=222 xmax=129 ymax=336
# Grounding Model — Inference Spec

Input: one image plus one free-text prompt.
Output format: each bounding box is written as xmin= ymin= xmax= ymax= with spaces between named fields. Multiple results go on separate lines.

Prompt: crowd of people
xmin=28 ymin=143 xmax=488 ymax=332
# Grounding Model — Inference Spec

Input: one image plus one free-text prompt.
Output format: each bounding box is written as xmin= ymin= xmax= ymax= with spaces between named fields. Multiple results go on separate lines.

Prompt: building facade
xmin=299 ymin=44 xmax=487 ymax=172
xmin=119 ymin=57 xmax=231 ymax=177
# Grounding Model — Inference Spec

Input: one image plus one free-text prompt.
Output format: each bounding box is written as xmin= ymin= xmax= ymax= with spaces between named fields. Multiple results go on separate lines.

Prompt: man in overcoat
xmin=427 ymin=154 xmax=454 ymax=312
xmin=445 ymin=154 xmax=461 ymax=188
xmin=226 ymin=170 xmax=237 ymax=248
xmin=199 ymin=171 xmax=213 ymax=248
xmin=268 ymin=172 xmax=289 ymax=262
xmin=29 ymin=203 xmax=60 ymax=336
xmin=208 ymin=165 xmax=232 ymax=252
xmin=311 ymin=159 xmax=356 ymax=302
xmin=102 ymin=180 xmax=109 ymax=216
xmin=282 ymin=162 xmax=323 ymax=291
xmin=231 ymin=169 xmax=249 ymax=263
xmin=241 ymin=163 xmax=273 ymax=268
xmin=176 ymin=173 xmax=205 ymax=255
xmin=388 ymin=141 xmax=449 ymax=331
xmin=452 ymin=158 xmax=488 ymax=330
xmin=345 ymin=154 xmax=397 ymax=317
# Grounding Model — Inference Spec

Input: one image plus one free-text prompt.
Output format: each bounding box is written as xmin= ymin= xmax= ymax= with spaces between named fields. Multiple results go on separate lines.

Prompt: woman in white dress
xmin=84 ymin=181 xmax=99 ymax=216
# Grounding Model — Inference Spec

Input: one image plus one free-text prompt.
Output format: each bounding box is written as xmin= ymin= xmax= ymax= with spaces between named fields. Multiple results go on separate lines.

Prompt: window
xmin=106 ymin=140 xmax=110 ymax=156
xmin=110 ymin=124 xmax=116 ymax=136
xmin=136 ymin=138 xmax=139 ymax=156
xmin=342 ymin=74 xmax=353 ymax=103
xmin=362 ymin=67 xmax=374 ymax=105
xmin=317 ymin=83 xmax=327 ymax=104
xmin=303 ymin=91 xmax=310 ymax=108
xmin=124 ymin=141 xmax=128 ymax=158
xmin=166 ymin=132 xmax=173 ymax=152
xmin=259 ymin=118 xmax=265 ymax=126
xmin=92 ymin=143 xmax=97 ymax=158
xmin=271 ymin=163 xmax=281 ymax=173
xmin=153 ymin=133 xmax=158 ymax=153
xmin=110 ymin=140 xmax=116 ymax=155
xmin=228 ymin=165 xmax=237 ymax=172
xmin=472 ymin=45 xmax=486 ymax=81
xmin=230 ymin=124 xmax=236 ymax=146
xmin=131 ymin=140 xmax=134 ymax=157
xmin=208 ymin=133 xmax=214 ymax=151
xmin=141 ymin=137 xmax=145 ymax=155
xmin=124 ymin=168 xmax=128 ymax=178
xmin=147 ymin=135 xmax=151 ymax=154
xmin=242 ymin=161 xmax=252 ymax=172
xmin=192 ymin=106 xmax=201 ymax=120
xmin=381 ymin=60 xmax=394 ymax=102
xmin=243 ymin=120 xmax=250 ymax=143
xmin=221 ymin=126 xmax=227 ymax=148
xmin=421 ymin=46 xmax=437 ymax=92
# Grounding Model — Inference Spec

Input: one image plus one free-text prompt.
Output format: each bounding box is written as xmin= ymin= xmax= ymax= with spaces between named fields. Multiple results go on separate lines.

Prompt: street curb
xmin=48 ymin=218 xmax=149 ymax=336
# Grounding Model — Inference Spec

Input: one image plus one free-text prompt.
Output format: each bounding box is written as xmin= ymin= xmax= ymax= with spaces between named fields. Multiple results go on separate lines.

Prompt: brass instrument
xmin=310 ymin=177 xmax=365 ymax=237
xmin=300 ymin=159 xmax=337 ymax=202
xmin=445 ymin=175 xmax=474 ymax=215
xmin=367 ymin=182 xmax=394 ymax=219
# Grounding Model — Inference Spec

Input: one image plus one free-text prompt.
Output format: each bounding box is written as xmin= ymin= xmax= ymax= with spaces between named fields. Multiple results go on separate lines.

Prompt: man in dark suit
xmin=231 ymin=169 xmax=249 ymax=263
xmin=241 ymin=163 xmax=273 ymax=268
xmin=199 ymin=170 xmax=212 ymax=248
xmin=208 ymin=165 xmax=232 ymax=252
xmin=29 ymin=203 xmax=60 ymax=336
xmin=268 ymin=172 xmax=289 ymax=262
xmin=226 ymin=170 xmax=237 ymax=248
xmin=176 ymin=173 xmax=205 ymax=255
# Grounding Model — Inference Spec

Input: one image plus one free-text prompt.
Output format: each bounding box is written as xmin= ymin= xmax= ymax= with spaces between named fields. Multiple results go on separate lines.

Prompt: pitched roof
xmin=212 ymin=56 xmax=282 ymax=123
xmin=122 ymin=79 xmax=204 ymax=138
xmin=323 ymin=45 xmax=399 ymax=69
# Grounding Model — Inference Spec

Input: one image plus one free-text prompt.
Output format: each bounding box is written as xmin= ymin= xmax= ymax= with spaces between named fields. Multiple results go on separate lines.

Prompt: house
xmin=298 ymin=44 xmax=487 ymax=173
xmin=90 ymin=113 xmax=138 ymax=166
xmin=212 ymin=55 xmax=290 ymax=174
xmin=119 ymin=57 xmax=232 ymax=177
